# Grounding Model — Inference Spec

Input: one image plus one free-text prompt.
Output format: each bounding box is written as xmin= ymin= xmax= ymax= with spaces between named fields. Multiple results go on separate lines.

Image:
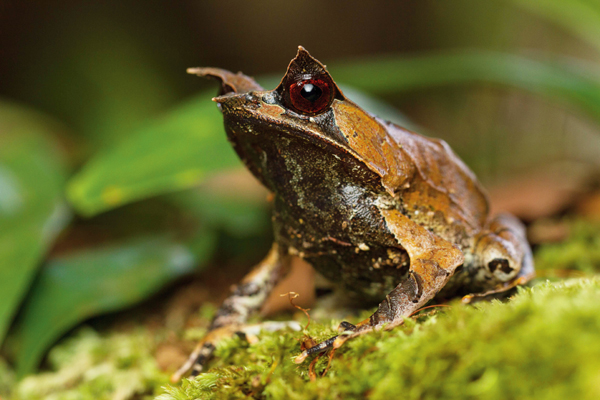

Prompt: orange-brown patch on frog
xmin=332 ymin=101 xmax=415 ymax=195
xmin=384 ymin=122 xmax=490 ymax=230
xmin=257 ymin=102 xmax=286 ymax=117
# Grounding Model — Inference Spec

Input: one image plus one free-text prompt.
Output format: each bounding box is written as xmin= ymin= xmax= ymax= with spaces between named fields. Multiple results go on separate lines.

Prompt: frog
xmin=172 ymin=46 xmax=534 ymax=381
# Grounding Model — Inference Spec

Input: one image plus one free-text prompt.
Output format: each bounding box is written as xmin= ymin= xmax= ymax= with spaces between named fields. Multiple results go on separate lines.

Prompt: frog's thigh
xmin=172 ymin=243 xmax=291 ymax=381
xmin=367 ymin=208 xmax=464 ymax=328
xmin=465 ymin=213 xmax=534 ymax=302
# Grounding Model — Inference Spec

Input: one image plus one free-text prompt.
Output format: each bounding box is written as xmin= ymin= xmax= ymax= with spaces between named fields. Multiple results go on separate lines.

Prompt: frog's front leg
xmin=172 ymin=243 xmax=291 ymax=382
xmin=295 ymin=208 xmax=464 ymax=363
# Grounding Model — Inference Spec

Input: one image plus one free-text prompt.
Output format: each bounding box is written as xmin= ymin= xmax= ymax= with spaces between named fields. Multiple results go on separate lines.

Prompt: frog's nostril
xmin=262 ymin=92 xmax=277 ymax=105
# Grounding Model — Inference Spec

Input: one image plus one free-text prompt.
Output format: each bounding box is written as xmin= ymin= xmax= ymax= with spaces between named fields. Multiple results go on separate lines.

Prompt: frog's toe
xmin=337 ymin=320 xmax=357 ymax=333
xmin=294 ymin=335 xmax=338 ymax=364
xmin=171 ymin=326 xmax=234 ymax=382
xmin=171 ymin=341 xmax=214 ymax=382
xmin=294 ymin=322 xmax=373 ymax=364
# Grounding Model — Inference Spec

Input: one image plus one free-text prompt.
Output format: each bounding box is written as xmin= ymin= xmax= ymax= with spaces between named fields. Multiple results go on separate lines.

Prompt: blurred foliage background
xmin=1 ymin=0 xmax=600 ymax=396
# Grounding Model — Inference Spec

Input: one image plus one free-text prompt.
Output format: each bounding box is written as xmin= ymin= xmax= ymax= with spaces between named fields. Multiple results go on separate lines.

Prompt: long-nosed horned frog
xmin=172 ymin=46 xmax=534 ymax=381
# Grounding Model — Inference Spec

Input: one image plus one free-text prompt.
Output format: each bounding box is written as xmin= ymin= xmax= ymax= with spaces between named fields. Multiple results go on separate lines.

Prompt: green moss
xmin=10 ymin=328 xmax=169 ymax=400
xmin=159 ymin=278 xmax=600 ymax=400
xmin=535 ymin=219 xmax=600 ymax=273
xmin=0 ymin=356 xmax=15 ymax=398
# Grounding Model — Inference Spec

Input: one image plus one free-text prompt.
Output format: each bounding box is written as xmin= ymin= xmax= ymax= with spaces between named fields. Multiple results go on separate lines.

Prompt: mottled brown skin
xmin=173 ymin=47 xmax=534 ymax=381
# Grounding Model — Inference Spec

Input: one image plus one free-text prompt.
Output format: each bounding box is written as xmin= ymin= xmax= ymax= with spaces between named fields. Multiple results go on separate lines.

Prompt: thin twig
xmin=322 ymin=348 xmax=337 ymax=377
xmin=308 ymin=353 xmax=322 ymax=381
xmin=280 ymin=291 xmax=311 ymax=330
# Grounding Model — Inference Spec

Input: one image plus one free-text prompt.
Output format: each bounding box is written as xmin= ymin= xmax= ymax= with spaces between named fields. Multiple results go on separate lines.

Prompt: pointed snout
xmin=187 ymin=66 xmax=263 ymax=95
xmin=212 ymin=92 xmax=264 ymax=115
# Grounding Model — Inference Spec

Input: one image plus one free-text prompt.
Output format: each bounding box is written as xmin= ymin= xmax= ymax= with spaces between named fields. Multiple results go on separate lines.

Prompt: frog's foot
xmin=294 ymin=318 xmax=391 ymax=364
xmin=294 ymin=266 xmax=449 ymax=364
xmin=173 ymin=244 xmax=292 ymax=382
xmin=171 ymin=325 xmax=236 ymax=382
xmin=293 ymin=320 xmax=358 ymax=364
xmin=173 ymin=321 xmax=302 ymax=381
xmin=462 ymin=275 xmax=530 ymax=304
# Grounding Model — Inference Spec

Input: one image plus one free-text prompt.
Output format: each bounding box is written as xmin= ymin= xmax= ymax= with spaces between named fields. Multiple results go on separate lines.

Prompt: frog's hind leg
xmin=172 ymin=243 xmax=291 ymax=382
xmin=462 ymin=213 xmax=535 ymax=303
xmin=295 ymin=208 xmax=465 ymax=363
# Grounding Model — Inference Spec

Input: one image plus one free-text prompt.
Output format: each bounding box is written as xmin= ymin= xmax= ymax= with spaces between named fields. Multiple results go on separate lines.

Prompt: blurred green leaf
xmin=168 ymin=187 xmax=274 ymax=264
xmin=16 ymin=8 xmax=178 ymax=149
xmin=67 ymin=94 xmax=240 ymax=216
xmin=12 ymin=235 xmax=209 ymax=377
xmin=0 ymin=100 xmax=71 ymax=345
xmin=332 ymin=51 xmax=600 ymax=122
xmin=506 ymin=0 xmax=600 ymax=53
xmin=170 ymin=190 xmax=270 ymax=238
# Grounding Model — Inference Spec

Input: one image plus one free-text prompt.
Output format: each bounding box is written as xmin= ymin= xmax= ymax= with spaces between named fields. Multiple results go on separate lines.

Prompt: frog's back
xmin=330 ymin=100 xmax=489 ymax=233
xmin=382 ymin=119 xmax=490 ymax=232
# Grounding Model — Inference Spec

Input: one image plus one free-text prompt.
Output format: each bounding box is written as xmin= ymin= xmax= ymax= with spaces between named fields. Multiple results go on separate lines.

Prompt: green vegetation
xmin=2 ymin=216 xmax=599 ymax=399
xmin=10 ymin=328 xmax=168 ymax=400
xmin=535 ymin=219 xmax=600 ymax=274
xmin=0 ymin=101 xmax=70 ymax=347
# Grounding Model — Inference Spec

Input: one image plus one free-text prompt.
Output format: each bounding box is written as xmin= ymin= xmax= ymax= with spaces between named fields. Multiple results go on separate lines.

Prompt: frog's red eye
xmin=288 ymin=78 xmax=333 ymax=115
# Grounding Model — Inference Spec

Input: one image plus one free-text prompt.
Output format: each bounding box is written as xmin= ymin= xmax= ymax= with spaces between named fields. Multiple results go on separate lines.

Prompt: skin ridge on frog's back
xmin=380 ymin=118 xmax=490 ymax=235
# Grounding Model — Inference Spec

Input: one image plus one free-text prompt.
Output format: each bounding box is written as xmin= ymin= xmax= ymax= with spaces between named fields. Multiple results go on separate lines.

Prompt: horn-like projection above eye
xmin=277 ymin=46 xmax=344 ymax=115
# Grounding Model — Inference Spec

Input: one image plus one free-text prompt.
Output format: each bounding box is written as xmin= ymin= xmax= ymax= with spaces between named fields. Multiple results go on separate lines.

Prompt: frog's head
xmin=188 ymin=47 xmax=406 ymax=194
xmin=188 ymin=46 xmax=352 ymax=145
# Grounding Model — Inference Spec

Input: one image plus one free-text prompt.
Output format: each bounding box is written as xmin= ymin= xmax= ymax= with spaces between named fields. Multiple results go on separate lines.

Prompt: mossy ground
xmin=159 ymin=278 xmax=600 ymax=400
xmin=5 ymin=219 xmax=600 ymax=400
xmin=8 ymin=328 xmax=169 ymax=400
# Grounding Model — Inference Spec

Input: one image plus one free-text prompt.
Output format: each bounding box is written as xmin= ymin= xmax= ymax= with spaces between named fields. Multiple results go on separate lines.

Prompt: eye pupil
xmin=287 ymin=78 xmax=333 ymax=115
xmin=300 ymin=83 xmax=322 ymax=102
